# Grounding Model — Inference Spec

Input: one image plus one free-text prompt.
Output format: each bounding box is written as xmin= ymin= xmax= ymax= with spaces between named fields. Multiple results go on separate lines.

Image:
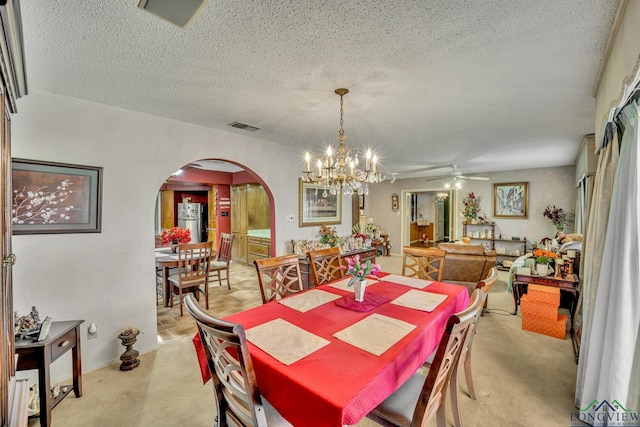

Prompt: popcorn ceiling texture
xmin=19 ymin=0 xmax=619 ymax=175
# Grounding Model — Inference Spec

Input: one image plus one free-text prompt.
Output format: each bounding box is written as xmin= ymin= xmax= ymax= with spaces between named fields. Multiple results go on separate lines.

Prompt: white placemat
xmin=383 ymin=274 xmax=433 ymax=289
xmin=245 ymin=318 xmax=330 ymax=365
xmin=328 ymin=277 xmax=379 ymax=292
xmin=278 ymin=289 xmax=342 ymax=313
xmin=333 ymin=313 xmax=416 ymax=356
xmin=391 ymin=289 xmax=447 ymax=312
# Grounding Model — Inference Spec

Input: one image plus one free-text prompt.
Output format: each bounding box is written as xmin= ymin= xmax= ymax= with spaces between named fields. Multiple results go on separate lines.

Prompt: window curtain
xmin=576 ymin=100 xmax=639 ymax=415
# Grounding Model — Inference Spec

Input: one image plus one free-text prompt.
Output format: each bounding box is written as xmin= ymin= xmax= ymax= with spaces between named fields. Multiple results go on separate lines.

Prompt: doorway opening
xmin=401 ymin=188 xmax=457 ymax=250
xmin=154 ymin=158 xmax=275 ymax=343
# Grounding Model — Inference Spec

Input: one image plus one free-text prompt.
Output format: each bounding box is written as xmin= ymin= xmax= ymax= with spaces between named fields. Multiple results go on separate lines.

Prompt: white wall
xmin=364 ymin=165 xmax=577 ymax=253
xmin=10 ymin=90 xmax=354 ymax=380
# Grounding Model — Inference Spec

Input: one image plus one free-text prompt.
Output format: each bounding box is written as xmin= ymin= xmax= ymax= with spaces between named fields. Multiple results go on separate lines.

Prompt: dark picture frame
xmin=12 ymin=158 xmax=103 ymax=234
xmin=358 ymin=194 xmax=365 ymax=210
xmin=493 ymin=182 xmax=528 ymax=219
xmin=299 ymin=180 xmax=342 ymax=227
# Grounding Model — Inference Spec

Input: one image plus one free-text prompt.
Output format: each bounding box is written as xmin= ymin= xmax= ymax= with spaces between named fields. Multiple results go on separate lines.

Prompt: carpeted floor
xmin=35 ymin=255 xmax=582 ymax=426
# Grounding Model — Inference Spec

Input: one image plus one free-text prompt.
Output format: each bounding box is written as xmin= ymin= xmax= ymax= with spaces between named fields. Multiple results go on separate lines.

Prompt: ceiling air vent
xmin=138 ymin=0 xmax=208 ymax=29
xmin=228 ymin=121 xmax=261 ymax=132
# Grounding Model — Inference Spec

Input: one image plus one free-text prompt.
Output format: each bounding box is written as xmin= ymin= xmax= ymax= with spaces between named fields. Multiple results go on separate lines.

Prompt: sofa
xmin=437 ymin=243 xmax=497 ymax=294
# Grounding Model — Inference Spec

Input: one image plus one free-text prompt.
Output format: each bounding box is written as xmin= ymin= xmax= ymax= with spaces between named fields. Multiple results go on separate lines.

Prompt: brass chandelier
xmin=301 ymin=88 xmax=384 ymax=196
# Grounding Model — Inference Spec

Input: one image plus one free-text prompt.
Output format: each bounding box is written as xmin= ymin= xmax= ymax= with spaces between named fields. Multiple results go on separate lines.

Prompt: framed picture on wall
xmin=493 ymin=182 xmax=528 ymax=218
xmin=298 ymin=180 xmax=342 ymax=227
xmin=358 ymin=194 xmax=365 ymax=210
xmin=11 ymin=158 xmax=103 ymax=234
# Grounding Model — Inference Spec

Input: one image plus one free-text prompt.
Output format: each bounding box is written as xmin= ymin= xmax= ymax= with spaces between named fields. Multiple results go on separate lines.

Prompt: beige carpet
xmin=36 ymin=256 xmax=582 ymax=426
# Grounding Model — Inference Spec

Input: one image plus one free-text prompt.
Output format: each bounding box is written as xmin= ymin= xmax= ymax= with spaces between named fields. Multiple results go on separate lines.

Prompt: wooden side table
xmin=512 ymin=273 xmax=580 ymax=359
xmin=15 ymin=320 xmax=84 ymax=427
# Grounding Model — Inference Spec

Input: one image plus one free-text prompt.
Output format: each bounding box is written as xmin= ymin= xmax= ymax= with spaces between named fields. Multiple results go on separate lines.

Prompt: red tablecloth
xmin=221 ymin=273 xmax=469 ymax=426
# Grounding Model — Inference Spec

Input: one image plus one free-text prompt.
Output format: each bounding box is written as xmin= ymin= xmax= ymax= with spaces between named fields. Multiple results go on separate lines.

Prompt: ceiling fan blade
xmin=459 ymin=176 xmax=490 ymax=181
xmin=395 ymin=164 xmax=453 ymax=175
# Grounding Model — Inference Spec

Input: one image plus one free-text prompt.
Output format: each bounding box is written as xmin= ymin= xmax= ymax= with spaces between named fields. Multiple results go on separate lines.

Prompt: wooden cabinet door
xmin=247 ymin=183 xmax=269 ymax=230
xmin=231 ymin=185 xmax=247 ymax=233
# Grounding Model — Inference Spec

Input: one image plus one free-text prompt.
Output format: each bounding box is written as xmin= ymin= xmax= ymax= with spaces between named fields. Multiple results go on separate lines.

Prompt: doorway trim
xmin=400 ymin=187 xmax=458 ymax=250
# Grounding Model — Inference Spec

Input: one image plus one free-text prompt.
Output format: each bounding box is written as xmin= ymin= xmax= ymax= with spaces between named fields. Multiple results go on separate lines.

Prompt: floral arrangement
xmin=462 ymin=192 xmax=480 ymax=220
xmin=340 ymin=255 xmax=381 ymax=284
xmin=533 ymin=249 xmax=558 ymax=265
xmin=318 ymin=225 xmax=339 ymax=247
xmin=161 ymin=227 xmax=191 ymax=245
xmin=543 ymin=205 xmax=567 ymax=228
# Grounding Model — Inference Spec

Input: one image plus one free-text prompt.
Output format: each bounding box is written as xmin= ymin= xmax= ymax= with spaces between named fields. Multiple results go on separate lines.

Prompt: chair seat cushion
xmin=210 ymin=260 xmax=227 ymax=269
xmin=369 ymin=373 xmax=425 ymax=427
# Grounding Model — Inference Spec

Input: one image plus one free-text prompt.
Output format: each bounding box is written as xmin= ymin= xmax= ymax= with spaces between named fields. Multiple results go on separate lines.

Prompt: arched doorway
xmin=154 ymin=158 xmax=275 ymax=342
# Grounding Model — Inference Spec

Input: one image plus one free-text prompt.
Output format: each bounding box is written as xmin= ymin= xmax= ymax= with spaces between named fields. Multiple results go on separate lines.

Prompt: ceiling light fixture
xmin=436 ymin=192 xmax=448 ymax=202
xmin=301 ymin=88 xmax=384 ymax=196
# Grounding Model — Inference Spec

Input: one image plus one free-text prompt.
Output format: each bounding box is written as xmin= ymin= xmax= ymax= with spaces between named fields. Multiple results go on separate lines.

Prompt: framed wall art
xmin=12 ymin=158 xmax=103 ymax=234
xmin=299 ymin=180 xmax=342 ymax=227
xmin=493 ymin=182 xmax=528 ymax=219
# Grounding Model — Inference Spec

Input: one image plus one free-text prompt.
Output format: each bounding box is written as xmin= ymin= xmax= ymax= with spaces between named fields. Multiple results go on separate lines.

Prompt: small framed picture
xmin=493 ymin=182 xmax=528 ymax=219
xmin=12 ymin=158 xmax=103 ymax=234
xmin=298 ymin=180 xmax=342 ymax=227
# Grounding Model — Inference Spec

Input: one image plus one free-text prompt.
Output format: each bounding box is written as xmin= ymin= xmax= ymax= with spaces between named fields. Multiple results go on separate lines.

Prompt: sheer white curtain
xmin=576 ymin=100 xmax=639 ymax=414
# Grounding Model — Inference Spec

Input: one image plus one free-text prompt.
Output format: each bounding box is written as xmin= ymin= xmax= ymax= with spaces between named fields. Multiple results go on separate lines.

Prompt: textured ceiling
xmin=19 ymin=0 xmax=619 ymax=178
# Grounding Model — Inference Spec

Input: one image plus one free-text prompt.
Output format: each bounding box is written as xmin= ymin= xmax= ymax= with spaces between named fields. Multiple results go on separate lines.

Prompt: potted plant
xmin=542 ymin=205 xmax=567 ymax=233
xmin=340 ymin=255 xmax=381 ymax=302
xmin=161 ymin=227 xmax=192 ymax=252
xmin=318 ymin=225 xmax=339 ymax=248
xmin=462 ymin=192 xmax=480 ymax=223
xmin=533 ymin=249 xmax=558 ymax=276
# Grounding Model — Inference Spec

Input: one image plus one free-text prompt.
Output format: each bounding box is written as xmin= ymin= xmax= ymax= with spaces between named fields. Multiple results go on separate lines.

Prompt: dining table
xmin=220 ymin=271 xmax=470 ymax=427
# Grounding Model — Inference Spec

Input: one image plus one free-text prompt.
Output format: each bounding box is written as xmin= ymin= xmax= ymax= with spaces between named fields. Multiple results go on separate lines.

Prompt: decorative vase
xmin=536 ymin=263 xmax=550 ymax=276
xmin=118 ymin=330 xmax=141 ymax=371
xmin=353 ymin=279 xmax=366 ymax=302
xmin=556 ymin=228 xmax=564 ymax=235
xmin=171 ymin=241 xmax=179 ymax=253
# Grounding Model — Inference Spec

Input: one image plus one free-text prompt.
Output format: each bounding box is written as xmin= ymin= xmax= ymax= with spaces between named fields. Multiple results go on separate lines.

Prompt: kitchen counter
xmin=247 ymin=229 xmax=271 ymax=239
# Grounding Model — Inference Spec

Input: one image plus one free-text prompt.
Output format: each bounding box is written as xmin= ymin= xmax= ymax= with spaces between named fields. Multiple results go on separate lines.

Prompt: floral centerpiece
xmin=533 ymin=249 xmax=558 ymax=276
xmin=542 ymin=205 xmax=567 ymax=231
xmin=318 ymin=225 xmax=339 ymax=247
xmin=462 ymin=192 xmax=480 ymax=223
xmin=161 ymin=227 xmax=191 ymax=247
xmin=340 ymin=255 xmax=381 ymax=302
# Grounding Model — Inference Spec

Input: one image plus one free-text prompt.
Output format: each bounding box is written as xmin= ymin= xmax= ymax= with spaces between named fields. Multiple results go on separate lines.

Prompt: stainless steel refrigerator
xmin=177 ymin=203 xmax=207 ymax=243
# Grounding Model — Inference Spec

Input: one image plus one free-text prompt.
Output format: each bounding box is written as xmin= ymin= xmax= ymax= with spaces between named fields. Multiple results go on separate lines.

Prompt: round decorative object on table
xmin=118 ymin=328 xmax=141 ymax=371
xmin=353 ymin=279 xmax=367 ymax=302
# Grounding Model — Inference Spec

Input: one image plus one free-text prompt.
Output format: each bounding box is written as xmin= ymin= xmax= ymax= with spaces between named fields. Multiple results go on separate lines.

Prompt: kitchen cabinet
xmin=232 ymin=184 xmax=270 ymax=264
xmin=247 ymin=184 xmax=270 ymax=229
xmin=248 ymin=236 xmax=271 ymax=265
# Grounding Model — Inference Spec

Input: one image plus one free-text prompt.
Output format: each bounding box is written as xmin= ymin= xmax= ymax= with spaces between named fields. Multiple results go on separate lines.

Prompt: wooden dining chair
xmin=209 ymin=232 xmax=234 ymax=290
xmin=184 ymin=295 xmax=292 ymax=426
xmin=366 ymin=290 xmax=484 ymax=427
xmin=254 ymin=254 xmax=304 ymax=304
xmin=306 ymin=246 xmax=343 ymax=286
xmin=167 ymin=241 xmax=213 ymax=316
xmin=402 ymin=246 xmax=446 ymax=281
xmin=444 ymin=267 xmax=500 ymax=426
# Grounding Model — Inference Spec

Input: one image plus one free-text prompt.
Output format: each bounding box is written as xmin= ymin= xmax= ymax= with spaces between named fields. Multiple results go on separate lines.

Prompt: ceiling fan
xmin=425 ymin=165 xmax=490 ymax=188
